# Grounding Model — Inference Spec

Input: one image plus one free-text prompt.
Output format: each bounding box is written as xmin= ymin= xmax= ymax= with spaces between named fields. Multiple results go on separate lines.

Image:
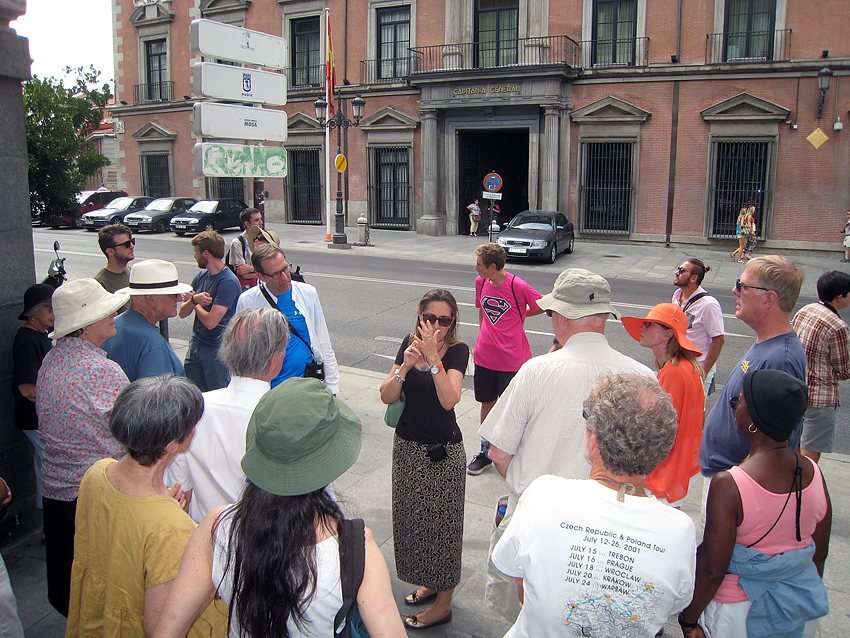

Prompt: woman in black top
xmin=380 ymin=289 xmax=469 ymax=631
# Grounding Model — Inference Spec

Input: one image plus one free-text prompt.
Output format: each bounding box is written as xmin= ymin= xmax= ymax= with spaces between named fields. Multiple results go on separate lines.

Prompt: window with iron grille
xmin=206 ymin=177 xmax=245 ymax=201
xmin=476 ymin=0 xmax=518 ymax=68
xmin=578 ymin=141 xmax=633 ymax=234
xmin=709 ymin=140 xmax=770 ymax=238
xmin=291 ymin=17 xmax=321 ymax=87
xmin=377 ymin=6 xmax=410 ymax=80
xmin=286 ymin=149 xmax=323 ymax=224
xmin=145 ymin=39 xmax=169 ymax=101
xmin=725 ymin=0 xmax=775 ymax=61
xmin=140 ymin=154 xmax=171 ymax=198
xmin=593 ymin=0 xmax=636 ymax=66
xmin=369 ymin=146 xmax=411 ymax=228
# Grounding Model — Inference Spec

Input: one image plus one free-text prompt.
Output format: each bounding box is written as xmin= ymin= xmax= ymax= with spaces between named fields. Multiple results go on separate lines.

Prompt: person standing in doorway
xmin=467 ymin=243 xmax=542 ymax=475
xmin=841 ymin=210 xmax=850 ymax=263
xmin=468 ymin=199 xmax=481 ymax=236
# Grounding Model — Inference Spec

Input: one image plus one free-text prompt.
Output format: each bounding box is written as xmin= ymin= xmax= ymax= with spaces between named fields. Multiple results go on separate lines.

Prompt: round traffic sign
xmin=335 ymin=154 xmax=347 ymax=173
xmin=483 ymin=172 xmax=502 ymax=192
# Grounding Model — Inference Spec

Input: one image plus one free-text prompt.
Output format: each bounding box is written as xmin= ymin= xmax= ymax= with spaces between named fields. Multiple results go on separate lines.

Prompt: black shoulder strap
xmin=334 ymin=518 xmax=366 ymax=638
xmin=239 ymin=234 xmax=248 ymax=260
xmin=259 ymin=284 xmax=314 ymax=353
xmin=682 ymin=291 xmax=710 ymax=313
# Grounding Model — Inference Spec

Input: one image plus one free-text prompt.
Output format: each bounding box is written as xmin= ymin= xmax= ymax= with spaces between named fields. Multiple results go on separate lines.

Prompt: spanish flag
xmin=326 ymin=13 xmax=336 ymax=117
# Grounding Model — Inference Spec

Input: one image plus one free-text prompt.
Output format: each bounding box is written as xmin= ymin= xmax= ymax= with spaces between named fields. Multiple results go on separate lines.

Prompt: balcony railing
xmin=360 ymin=58 xmax=411 ymax=85
xmin=409 ymin=35 xmax=579 ymax=73
xmin=281 ymin=65 xmax=325 ymax=90
xmin=580 ymin=37 xmax=649 ymax=68
xmin=705 ymin=29 xmax=791 ymax=64
xmin=133 ymin=81 xmax=173 ymax=103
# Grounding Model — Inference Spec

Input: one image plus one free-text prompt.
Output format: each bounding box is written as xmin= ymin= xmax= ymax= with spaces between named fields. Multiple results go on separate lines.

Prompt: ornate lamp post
xmin=315 ymin=93 xmax=366 ymax=245
xmin=817 ymin=67 xmax=833 ymax=119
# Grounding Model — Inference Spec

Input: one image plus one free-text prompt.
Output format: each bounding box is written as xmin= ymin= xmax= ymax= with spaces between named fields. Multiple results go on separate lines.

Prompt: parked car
xmin=81 ymin=196 xmax=154 ymax=230
xmin=169 ymin=199 xmax=247 ymax=236
xmin=44 ymin=189 xmax=128 ymax=227
xmin=496 ymin=210 xmax=574 ymax=263
xmin=124 ymin=197 xmax=198 ymax=233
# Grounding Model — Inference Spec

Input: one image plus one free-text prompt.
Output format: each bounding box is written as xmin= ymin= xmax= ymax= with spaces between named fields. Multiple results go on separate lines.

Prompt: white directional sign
xmin=194 ymin=63 xmax=287 ymax=106
xmin=482 ymin=191 xmax=503 ymax=200
xmin=190 ymin=19 xmax=287 ymax=69
xmin=194 ymin=102 xmax=288 ymax=142
xmin=194 ymin=143 xmax=287 ymax=178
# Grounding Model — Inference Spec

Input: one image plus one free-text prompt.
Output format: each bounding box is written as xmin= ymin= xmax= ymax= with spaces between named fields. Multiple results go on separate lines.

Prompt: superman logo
xmin=482 ymin=296 xmax=511 ymax=325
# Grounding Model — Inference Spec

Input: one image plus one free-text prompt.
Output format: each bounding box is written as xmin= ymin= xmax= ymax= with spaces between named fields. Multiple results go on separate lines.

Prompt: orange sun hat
xmin=620 ymin=303 xmax=702 ymax=357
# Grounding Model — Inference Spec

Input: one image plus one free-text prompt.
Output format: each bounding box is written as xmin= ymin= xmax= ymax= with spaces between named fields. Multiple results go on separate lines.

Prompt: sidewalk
xmin=7 ymin=228 xmax=850 ymax=637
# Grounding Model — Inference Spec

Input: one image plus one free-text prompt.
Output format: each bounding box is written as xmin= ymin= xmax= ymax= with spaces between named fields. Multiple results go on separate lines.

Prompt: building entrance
xmin=458 ymin=129 xmax=529 ymax=236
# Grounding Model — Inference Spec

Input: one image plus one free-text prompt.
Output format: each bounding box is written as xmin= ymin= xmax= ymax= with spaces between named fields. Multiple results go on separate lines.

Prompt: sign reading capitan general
xmin=453 ymin=84 xmax=522 ymax=96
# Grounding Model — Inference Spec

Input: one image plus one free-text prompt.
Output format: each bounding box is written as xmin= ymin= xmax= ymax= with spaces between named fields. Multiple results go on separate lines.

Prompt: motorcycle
xmin=42 ymin=241 xmax=67 ymax=289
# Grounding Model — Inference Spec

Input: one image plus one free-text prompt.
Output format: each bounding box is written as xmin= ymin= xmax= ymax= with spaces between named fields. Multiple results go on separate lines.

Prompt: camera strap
xmin=259 ymin=284 xmax=320 ymax=363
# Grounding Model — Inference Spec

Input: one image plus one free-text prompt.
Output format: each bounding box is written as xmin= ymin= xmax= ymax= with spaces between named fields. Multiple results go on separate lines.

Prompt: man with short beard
xmin=94 ymin=224 xmax=135 ymax=294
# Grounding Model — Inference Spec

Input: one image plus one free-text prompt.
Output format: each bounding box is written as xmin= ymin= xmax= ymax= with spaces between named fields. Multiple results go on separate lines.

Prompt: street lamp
xmin=315 ymin=92 xmax=366 ymax=245
xmin=817 ymin=67 xmax=833 ymax=119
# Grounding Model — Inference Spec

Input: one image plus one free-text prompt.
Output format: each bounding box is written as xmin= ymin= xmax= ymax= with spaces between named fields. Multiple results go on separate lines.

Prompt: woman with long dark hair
xmin=153 ymin=378 xmax=406 ymax=638
xmin=379 ymin=289 xmax=469 ymax=630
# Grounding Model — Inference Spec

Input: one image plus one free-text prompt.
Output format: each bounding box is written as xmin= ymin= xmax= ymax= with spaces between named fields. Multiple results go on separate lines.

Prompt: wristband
xmin=677 ymin=613 xmax=699 ymax=629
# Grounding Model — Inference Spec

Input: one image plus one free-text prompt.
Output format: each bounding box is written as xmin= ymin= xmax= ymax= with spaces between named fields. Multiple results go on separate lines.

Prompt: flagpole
xmin=324 ymin=8 xmax=333 ymax=242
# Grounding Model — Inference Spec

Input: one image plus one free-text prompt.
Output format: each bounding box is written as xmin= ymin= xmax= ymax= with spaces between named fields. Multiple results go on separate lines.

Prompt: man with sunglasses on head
xmin=235 ymin=243 xmax=339 ymax=394
xmin=699 ymin=256 xmax=806 ymax=499
xmin=672 ymin=258 xmax=725 ymax=395
xmin=94 ymin=224 xmax=136 ymax=294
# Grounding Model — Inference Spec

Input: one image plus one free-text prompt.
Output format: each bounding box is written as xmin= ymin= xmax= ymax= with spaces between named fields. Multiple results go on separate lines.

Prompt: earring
xmin=748 ymin=424 xmax=757 ymax=433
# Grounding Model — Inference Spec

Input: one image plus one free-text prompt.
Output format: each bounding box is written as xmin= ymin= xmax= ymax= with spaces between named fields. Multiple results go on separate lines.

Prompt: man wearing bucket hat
xmin=478 ymin=268 xmax=655 ymax=622
xmin=102 ymin=259 xmax=192 ymax=381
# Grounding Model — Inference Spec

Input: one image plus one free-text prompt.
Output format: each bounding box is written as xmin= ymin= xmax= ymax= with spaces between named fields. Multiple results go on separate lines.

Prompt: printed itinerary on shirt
xmin=559 ymin=522 xmax=669 ymax=637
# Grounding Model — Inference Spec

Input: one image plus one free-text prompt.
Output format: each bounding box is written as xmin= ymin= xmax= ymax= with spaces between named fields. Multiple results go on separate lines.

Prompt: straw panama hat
xmin=50 ymin=279 xmax=129 ymax=339
xmin=621 ymin=303 xmax=702 ymax=356
xmin=116 ymin=259 xmax=192 ymax=296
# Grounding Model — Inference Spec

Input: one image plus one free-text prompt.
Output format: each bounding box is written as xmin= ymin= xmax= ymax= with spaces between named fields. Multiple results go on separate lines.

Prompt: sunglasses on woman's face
xmin=422 ymin=313 xmax=454 ymax=327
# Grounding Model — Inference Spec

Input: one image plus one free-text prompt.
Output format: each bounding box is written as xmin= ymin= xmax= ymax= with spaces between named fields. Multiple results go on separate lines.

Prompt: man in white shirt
xmin=479 ymin=268 xmax=656 ymax=622
xmin=165 ymin=307 xmax=289 ymax=522
xmin=228 ymin=207 xmax=263 ymax=289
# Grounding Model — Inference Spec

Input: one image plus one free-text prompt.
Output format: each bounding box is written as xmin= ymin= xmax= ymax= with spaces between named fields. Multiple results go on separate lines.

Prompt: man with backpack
xmin=228 ymin=208 xmax=264 ymax=290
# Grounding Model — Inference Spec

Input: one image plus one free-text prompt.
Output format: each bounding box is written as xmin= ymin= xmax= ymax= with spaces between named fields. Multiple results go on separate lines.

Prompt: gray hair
xmin=218 ymin=308 xmax=290 ymax=378
xmin=109 ymin=375 xmax=203 ymax=467
xmin=582 ymin=373 xmax=677 ymax=476
xmin=251 ymin=243 xmax=285 ymax=274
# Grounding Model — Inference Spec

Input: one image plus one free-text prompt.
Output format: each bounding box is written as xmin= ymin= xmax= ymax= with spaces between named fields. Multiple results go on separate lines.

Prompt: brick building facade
xmin=110 ymin=0 xmax=849 ymax=249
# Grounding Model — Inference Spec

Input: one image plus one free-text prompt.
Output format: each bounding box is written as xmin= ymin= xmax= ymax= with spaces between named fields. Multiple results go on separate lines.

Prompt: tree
xmin=25 ymin=66 xmax=112 ymax=226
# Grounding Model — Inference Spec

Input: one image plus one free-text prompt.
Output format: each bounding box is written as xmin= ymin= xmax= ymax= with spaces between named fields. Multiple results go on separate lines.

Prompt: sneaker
xmin=467 ymin=452 xmax=492 ymax=475
xmin=841 ymin=258 xmax=850 ymax=263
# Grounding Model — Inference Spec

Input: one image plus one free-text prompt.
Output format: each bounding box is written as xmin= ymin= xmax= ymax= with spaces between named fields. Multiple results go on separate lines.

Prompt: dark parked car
xmin=496 ymin=210 xmax=574 ymax=263
xmin=81 ymin=196 xmax=154 ymax=230
xmin=124 ymin=197 xmax=198 ymax=233
xmin=169 ymin=199 xmax=247 ymax=236
xmin=44 ymin=189 xmax=128 ymax=227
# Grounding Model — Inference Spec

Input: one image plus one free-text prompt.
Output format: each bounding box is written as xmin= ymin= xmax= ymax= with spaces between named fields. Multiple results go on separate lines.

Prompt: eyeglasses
xmin=422 ymin=313 xmax=454 ymax=327
xmin=643 ymin=321 xmax=664 ymax=329
xmin=265 ymin=264 xmax=291 ymax=280
xmin=545 ymin=309 xmax=553 ymax=317
xmin=582 ymin=408 xmax=589 ymax=420
xmin=110 ymin=238 xmax=135 ymax=249
xmin=735 ymin=279 xmax=770 ymax=293
xmin=675 ymin=267 xmax=691 ymax=275
xmin=729 ymin=396 xmax=744 ymax=411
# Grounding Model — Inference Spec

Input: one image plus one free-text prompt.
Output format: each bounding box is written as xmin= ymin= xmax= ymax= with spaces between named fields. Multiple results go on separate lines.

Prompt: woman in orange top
xmin=622 ymin=303 xmax=705 ymax=506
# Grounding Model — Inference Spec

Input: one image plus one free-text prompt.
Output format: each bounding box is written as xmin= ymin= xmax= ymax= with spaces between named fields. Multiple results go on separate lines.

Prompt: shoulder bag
xmin=334 ymin=519 xmax=369 ymax=638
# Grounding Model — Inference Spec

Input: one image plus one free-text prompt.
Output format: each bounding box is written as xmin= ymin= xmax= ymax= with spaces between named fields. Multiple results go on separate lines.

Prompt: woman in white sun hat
xmin=36 ymin=278 xmax=130 ymax=617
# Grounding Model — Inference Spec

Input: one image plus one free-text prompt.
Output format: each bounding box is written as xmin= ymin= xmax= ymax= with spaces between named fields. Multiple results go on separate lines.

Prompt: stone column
xmin=418 ymin=109 xmax=445 ymax=235
xmin=540 ymin=106 xmax=560 ymax=210
xmin=1 ymin=1 xmax=40 ymax=535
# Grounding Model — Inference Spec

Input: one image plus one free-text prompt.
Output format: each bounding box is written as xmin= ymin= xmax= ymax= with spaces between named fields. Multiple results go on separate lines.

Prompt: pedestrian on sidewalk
xmin=840 ymin=210 xmax=850 ymax=262
xmin=468 ymin=243 xmax=542 ymax=476
xmin=467 ymin=199 xmax=481 ymax=236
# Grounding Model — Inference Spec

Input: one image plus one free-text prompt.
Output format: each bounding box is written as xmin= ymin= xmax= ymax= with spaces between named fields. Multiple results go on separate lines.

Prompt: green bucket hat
xmin=242 ymin=377 xmax=362 ymax=496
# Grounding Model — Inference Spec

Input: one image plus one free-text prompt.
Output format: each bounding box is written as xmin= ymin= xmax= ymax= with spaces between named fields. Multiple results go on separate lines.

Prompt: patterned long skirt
xmin=391 ymin=434 xmax=466 ymax=591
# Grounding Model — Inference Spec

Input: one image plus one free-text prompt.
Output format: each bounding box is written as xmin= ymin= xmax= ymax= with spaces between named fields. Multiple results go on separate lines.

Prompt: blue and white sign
xmin=483 ymin=172 xmax=503 ymax=192
xmin=193 ymin=63 xmax=287 ymax=106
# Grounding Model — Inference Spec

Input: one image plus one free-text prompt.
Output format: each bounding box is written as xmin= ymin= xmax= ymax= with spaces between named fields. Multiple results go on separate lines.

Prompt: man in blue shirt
xmin=104 ymin=259 xmax=191 ymax=381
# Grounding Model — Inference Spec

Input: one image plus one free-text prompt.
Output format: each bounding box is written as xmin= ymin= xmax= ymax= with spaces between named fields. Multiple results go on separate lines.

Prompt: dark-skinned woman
xmin=679 ymin=369 xmax=832 ymax=638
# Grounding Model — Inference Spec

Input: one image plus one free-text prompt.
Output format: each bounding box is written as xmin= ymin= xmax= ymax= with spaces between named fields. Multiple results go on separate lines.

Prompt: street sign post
xmin=335 ymin=154 xmax=347 ymax=173
xmin=193 ymin=102 xmax=288 ymax=142
xmin=481 ymin=192 xmax=502 ymax=200
xmin=193 ymin=143 xmax=287 ymax=178
xmin=190 ymin=19 xmax=287 ymax=69
xmin=194 ymin=62 xmax=287 ymax=105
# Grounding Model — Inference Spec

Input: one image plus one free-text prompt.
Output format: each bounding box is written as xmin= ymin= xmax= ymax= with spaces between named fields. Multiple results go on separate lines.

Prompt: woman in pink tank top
xmin=679 ymin=369 xmax=832 ymax=638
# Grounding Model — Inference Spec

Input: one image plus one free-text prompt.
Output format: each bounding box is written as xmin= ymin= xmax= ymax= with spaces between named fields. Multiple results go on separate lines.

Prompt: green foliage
xmin=25 ymin=65 xmax=112 ymax=225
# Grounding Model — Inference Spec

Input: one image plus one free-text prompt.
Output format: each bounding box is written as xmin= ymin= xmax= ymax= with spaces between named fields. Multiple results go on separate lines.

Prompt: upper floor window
xmin=724 ymin=0 xmax=776 ymax=60
xmin=142 ymin=39 xmax=170 ymax=101
xmin=291 ymin=17 xmax=321 ymax=88
xmin=377 ymin=6 xmax=410 ymax=80
xmin=476 ymin=0 xmax=518 ymax=68
xmin=592 ymin=0 xmax=636 ymax=66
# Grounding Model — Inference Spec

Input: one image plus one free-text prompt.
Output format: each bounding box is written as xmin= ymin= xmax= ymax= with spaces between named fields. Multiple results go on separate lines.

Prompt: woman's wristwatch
xmin=430 ymin=361 xmax=444 ymax=375
xmin=677 ymin=613 xmax=699 ymax=630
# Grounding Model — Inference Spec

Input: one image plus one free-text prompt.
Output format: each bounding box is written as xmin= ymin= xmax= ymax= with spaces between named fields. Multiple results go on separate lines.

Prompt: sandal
xmin=404 ymin=611 xmax=452 ymax=630
xmin=405 ymin=590 xmax=438 ymax=606
xmin=730 ymin=251 xmax=736 ymax=261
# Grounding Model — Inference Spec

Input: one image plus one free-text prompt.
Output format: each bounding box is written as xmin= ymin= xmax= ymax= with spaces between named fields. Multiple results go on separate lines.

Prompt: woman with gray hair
xmin=492 ymin=373 xmax=697 ymax=638
xmin=65 ymin=375 xmax=226 ymax=638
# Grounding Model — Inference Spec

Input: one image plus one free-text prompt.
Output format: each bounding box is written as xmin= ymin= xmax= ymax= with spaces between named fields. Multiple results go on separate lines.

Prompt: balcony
xmin=409 ymin=35 xmax=579 ymax=74
xmin=705 ymin=29 xmax=792 ymax=64
xmin=360 ymin=58 xmax=411 ymax=85
xmin=580 ymin=37 xmax=649 ymax=68
xmin=133 ymin=81 xmax=173 ymax=103
xmin=281 ymin=65 xmax=325 ymax=91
